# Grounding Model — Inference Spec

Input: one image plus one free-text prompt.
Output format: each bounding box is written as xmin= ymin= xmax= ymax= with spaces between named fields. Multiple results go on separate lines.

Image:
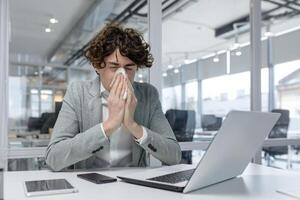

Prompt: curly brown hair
xmin=84 ymin=24 xmax=153 ymax=69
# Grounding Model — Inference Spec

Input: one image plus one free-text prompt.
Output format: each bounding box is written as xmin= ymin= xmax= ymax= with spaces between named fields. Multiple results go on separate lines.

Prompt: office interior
xmin=1 ymin=0 xmax=300 ymax=184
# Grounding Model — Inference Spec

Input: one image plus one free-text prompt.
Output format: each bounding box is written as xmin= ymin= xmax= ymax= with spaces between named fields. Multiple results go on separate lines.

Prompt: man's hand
xmin=123 ymin=79 xmax=143 ymax=139
xmin=103 ymin=74 xmax=127 ymax=136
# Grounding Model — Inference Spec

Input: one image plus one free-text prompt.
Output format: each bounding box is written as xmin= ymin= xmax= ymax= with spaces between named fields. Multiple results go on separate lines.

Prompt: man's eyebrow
xmin=124 ymin=63 xmax=136 ymax=67
xmin=107 ymin=62 xmax=119 ymax=66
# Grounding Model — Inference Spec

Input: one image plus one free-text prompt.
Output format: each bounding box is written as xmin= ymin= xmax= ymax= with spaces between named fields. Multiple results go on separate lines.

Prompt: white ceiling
xmin=9 ymin=0 xmax=95 ymax=59
xmin=9 ymin=0 xmax=300 ymax=71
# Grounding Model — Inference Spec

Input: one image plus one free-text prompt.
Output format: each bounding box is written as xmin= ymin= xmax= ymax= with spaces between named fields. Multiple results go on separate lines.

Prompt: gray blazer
xmin=45 ymin=77 xmax=181 ymax=171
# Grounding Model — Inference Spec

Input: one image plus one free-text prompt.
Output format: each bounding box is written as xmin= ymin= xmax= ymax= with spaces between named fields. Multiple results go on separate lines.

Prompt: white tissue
xmin=111 ymin=68 xmax=134 ymax=100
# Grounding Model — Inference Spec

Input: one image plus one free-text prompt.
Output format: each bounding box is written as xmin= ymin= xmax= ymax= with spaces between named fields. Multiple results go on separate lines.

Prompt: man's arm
xmin=137 ymin=86 xmax=182 ymax=165
xmin=45 ymin=83 xmax=109 ymax=171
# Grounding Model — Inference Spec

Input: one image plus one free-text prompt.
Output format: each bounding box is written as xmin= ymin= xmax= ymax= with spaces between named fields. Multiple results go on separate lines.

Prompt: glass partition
xmin=260 ymin=0 xmax=300 ymax=168
xmin=8 ymin=0 xmax=149 ymax=170
xmin=162 ymin=0 xmax=251 ymax=164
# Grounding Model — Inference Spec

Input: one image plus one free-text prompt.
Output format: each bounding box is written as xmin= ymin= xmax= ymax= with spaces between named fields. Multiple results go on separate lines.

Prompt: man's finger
xmin=110 ymin=75 xmax=121 ymax=96
xmin=121 ymin=77 xmax=128 ymax=100
xmin=109 ymin=74 xmax=117 ymax=89
xmin=126 ymin=88 xmax=132 ymax=107
xmin=115 ymin=76 xmax=124 ymax=99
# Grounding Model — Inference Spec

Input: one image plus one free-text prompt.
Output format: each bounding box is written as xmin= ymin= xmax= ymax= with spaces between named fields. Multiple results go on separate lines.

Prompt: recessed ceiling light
xmin=163 ymin=72 xmax=167 ymax=77
xmin=167 ymin=64 xmax=174 ymax=69
xmin=184 ymin=58 xmax=197 ymax=64
xmin=50 ymin=17 xmax=58 ymax=24
xmin=45 ymin=27 xmax=51 ymax=33
xmin=174 ymin=69 xmax=179 ymax=74
xmin=264 ymin=31 xmax=273 ymax=37
xmin=213 ymin=56 xmax=219 ymax=63
xmin=235 ymin=50 xmax=242 ymax=56
xmin=138 ymin=74 xmax=143 ymax=78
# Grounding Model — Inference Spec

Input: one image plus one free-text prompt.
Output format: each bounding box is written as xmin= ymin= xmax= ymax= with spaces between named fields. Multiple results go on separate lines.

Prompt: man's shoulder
xmin=67 ymin=78 xmax=98 ymax=93
xmin=133 ymin=81 xmax=158 ymax=94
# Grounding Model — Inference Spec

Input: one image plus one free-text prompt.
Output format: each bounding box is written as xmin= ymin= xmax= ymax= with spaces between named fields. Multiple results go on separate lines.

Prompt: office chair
xmin=201 ymin=114 xmax=222 ymax=131
xmin=27 ymin=117 xmax=43 ymax=132
xmin=27 ymin=101 xmax=63 ymax=134
xmin=40 ymin=101 xmax=63 ymax=134
xmin=165 ymin=109 xmax=196 ymax=164
xmin=263 ymin=109 xmax=290 ymax=166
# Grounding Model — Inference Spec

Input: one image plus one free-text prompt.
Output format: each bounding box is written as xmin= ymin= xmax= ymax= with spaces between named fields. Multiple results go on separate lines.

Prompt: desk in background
xmin=4 ymin=163 xmax=300 ymax=200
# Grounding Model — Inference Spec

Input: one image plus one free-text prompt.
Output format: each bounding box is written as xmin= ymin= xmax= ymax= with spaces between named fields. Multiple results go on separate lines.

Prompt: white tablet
xmin=23 ymin=179 xmax=78 ymax=197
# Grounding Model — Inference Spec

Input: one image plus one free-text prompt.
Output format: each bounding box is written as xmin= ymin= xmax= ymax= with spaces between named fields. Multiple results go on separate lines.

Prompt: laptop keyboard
xmin=147 ymin=169 xmax=195 ymax=184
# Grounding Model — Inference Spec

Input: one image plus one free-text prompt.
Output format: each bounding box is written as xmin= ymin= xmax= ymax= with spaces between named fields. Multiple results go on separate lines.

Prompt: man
xmin=45 ymin=24 xmax=181 ymax=171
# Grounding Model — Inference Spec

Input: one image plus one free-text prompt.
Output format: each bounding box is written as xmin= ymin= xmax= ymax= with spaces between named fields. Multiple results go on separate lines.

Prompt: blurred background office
xmin=2 ymin=0 xmax=300 ymax=171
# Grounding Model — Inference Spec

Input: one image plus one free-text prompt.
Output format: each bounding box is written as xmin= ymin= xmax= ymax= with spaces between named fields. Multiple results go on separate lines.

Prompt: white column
xmin=0 ymin=0 xmax=10 ymax=171
xmin=148 ymin=0 xmax=163 ymax=167
xmin=267 ymin=37 xmax=275 ymax=111
xmin=197 ymin=80 xmax=202 ymax=129
xmin=250 ymin=0 xmax=262 ymax=164
xmin=148 ymin=0 xmax=162 ymax=99
xmin=38 ymin=66 xmax=42 ymax=116
xmin=250 ymin=0 xmax=262 ymax=112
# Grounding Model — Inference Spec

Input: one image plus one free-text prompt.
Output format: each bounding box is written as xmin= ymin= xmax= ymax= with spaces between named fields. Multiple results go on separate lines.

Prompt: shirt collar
xmin=100 ymin=83 xmax=109 ymax=100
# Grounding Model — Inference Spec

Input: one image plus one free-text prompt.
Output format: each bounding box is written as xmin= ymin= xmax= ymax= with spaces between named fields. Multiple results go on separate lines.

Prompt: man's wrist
xmin=103 ymin=120 xmax=117 ymax=137
xmin=126 ymin=122 xmax=143 ymax=139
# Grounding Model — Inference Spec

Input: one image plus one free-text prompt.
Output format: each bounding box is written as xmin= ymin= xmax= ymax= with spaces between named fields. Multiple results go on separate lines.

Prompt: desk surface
xmin=4 ymin=163 xmax=300 ymax=200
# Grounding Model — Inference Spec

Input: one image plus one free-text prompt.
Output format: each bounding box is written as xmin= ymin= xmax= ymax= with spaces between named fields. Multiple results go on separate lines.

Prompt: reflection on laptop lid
xmin=118 ymin=111 xmax=280 ymax=193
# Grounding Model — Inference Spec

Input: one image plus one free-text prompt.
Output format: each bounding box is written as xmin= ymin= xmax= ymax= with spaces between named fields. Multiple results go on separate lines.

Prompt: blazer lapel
xmin=87 ymin=77 xmax=102 ymax=129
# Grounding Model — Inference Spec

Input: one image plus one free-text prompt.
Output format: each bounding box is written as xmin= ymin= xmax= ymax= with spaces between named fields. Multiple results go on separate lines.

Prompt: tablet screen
xmin=25 ymin=179 xmax=74 ymax=193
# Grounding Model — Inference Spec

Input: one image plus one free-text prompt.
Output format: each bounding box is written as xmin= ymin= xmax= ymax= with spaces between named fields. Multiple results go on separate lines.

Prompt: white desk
xmin=4 ymin=164 xmax=300 ymax=200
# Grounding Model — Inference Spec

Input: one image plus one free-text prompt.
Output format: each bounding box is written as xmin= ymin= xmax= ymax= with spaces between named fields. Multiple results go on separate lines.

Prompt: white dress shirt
xmin=96 ymin=84 xmax=148 ymax=167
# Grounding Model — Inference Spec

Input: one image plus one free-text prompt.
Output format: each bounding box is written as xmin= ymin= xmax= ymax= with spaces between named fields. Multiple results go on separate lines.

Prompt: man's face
xmin=96 ymin=49 xmax=137 ymax=91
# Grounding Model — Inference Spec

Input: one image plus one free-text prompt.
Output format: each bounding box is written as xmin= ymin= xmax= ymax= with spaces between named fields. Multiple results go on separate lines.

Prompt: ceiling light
xmin=167 ymin=64 xmax=174 ymax=69
xmin=264 ymin=23 xmax=273 ymax=37
xmin=233 ymin=42 xmax=240 ymax=49
xmin=229 ymin=42 xmax=240 ymax=51
xmin=45 ymin=27 xmax=51 ymax=33
xmin=163 ymin=72 xmax=167 ymax=77
xmin=264 ymin=31 xmax=273 ymax=37
xmin=138 ymin=74 xmax=143 ymax=78
xmin=139 ymin=80 xmax=143 ymax=83
xmin=31 ymin=89 xmax=38 ymax=94
xmin=213 ymin=57 xmax=219 ymax=63
xmin=213 ymin=53 xmax=219 ymax=63
xmin=184 ymin=58 xmax=197 ymax=64
xmin=174 ymin=68 xmax=179 ymax=74
xmin=235 ymin=48 xmax=242 ymax=56
xmin=235 ymin=51 xmax=242 ymax=56
xmin=50 ymin=17 xmax=58 ymax=24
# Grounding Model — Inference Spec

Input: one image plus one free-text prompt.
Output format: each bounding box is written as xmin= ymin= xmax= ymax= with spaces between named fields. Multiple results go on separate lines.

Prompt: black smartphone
xmin=77 ymin=173 xmax=117 ymax=184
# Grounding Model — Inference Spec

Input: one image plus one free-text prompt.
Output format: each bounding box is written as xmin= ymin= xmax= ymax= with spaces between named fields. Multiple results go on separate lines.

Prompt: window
xmin=202 ymin=72 xmax=250 ymax=117
xmin=185 ymin=81 xmax=198 ymax=111
xmin=162 ymin=85 xmax=182 ymax=113
xmin=274 ymin=59 xmax=300 ymax=134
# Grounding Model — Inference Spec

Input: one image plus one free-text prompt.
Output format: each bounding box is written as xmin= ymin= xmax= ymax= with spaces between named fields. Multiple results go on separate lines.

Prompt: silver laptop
xmin=118 ymin=110 xmax=280 ymax=193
